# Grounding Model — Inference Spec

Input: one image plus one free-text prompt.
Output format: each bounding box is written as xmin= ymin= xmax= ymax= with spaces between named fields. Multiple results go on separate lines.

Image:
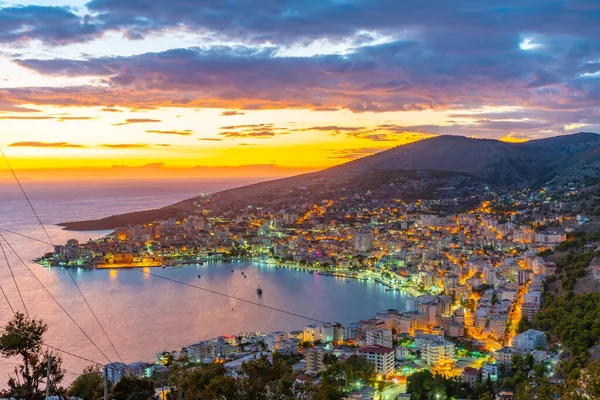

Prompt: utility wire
xmin=0 ymin=233 xmax=116 ymax=367
xmin=0 ymin=326 xmax=104 ymax=367
xmin=0 ymin=227 xmax=52 ymax=246
xmin=1 ymin=149 xmax=126 ymax=367
xmin=0 ymin=277 xmax=15 ymax=315
xmin=132 ymin=268 xmax=328 ymax=324
xmin=0 ymin=149 xmax=55 ymax=247
xmin=0 ymin=150 xmax=329 ymax=361
xmin=0 ymin=239 xmax=29 ymax=318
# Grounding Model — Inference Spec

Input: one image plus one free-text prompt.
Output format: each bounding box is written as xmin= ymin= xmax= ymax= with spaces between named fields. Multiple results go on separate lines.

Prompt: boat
xmin=256 ymin=285 xmax=263 ymax=295
xmin=244 ymin=275 xmax=247 ymax=279
xmin=231 ymin=269 xmax=234 ymax=272
xmin=198 ymin=275 xmax=201 ymax=278
xmin=199 ymin=261 xmax=204 ymax=265
xmin=162 ymin=266 xmax=166 ymax=269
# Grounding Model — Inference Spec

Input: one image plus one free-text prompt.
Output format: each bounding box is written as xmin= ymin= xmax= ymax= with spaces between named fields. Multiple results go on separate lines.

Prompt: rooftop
xmin=358 ymin=345 xmax=393 ymax=354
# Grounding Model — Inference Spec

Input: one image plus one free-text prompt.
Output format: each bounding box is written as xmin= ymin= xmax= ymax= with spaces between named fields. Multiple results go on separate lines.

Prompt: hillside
xmin=61 ymin=133 xmax=600 ymax=230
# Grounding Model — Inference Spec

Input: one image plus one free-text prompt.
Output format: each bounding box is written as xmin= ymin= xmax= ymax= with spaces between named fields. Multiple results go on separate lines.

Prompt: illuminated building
xmin=303 ymin=324 xmax=321 ymax=342
xmin=415 ymin=335 xmax=455 ymax=366
xmin=358 ymin=345 xmax=395 ymax=377
xmin=396 ymin=313 xmax=417 ymax=335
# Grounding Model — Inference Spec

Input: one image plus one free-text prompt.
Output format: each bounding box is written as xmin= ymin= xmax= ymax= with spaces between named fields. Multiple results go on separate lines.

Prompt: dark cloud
xmin=220 ymin=110 xmax=246 ymax=116
xmin=146 ymin=129 xmax=193 ymax=135
xmin=84 ymin=0 xmax=600 ymax=46
xmin=0 ymin=5 xmax=99 ymax=45
xmin=2 ymin=0 xmax=598 ymax=49
xmin=8 ymin=141 xmax=85 ymax=148
xmin=13 ymin=35 xmax=599 ymax=120
xmin=2 ymin=1 xmax=600 ymax=139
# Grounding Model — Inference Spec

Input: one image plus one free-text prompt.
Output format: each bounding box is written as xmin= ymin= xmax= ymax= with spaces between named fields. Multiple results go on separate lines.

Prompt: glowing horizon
xmin=1 ymin=0 xmax=598 ymax=179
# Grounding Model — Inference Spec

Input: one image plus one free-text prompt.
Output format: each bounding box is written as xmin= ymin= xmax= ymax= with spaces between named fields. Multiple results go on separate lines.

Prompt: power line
xmin=0 ymin=239 xmax=29 ymax=318
xmin=0 ymin=227 xmax=52 ymax=246
xmin=0 ymin=233 xmax=116 ymax=367
xmin=0 ymin=150 xmax=329 ymax=362
xmin=0 ymin=149 xmax=55 ymax=247
xmin=0 ymin=150 xmax=126 ymax=367
xmin=0 ymin=277 xmax=15 ymax=315
xmin=0 ymin=327 xmax=104 ymax=367
xmin=132 ymin=268 xmax=328 ymax=324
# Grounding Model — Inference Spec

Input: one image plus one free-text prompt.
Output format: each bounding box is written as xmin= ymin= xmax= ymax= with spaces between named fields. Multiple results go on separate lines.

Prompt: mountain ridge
xmin=60 ymin=133 xmax=600 ymax=231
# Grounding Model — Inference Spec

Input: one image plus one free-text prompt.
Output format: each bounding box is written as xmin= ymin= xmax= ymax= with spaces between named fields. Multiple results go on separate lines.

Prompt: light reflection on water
xmin=0 ymin=181 xmax=408 ymax=385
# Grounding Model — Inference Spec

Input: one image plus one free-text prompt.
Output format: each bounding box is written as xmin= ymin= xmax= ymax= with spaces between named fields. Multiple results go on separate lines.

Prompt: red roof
xmin=358 ymin=345 xmax=393 ymax=354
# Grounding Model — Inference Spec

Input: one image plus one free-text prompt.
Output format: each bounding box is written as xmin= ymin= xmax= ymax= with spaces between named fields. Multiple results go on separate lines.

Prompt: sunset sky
xmin=1 ymin=0 xmax=599 ymax=179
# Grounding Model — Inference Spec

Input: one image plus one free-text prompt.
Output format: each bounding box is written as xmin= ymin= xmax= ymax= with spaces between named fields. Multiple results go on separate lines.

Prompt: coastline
xmin=37 ymin=256 xmax=423 ymax=297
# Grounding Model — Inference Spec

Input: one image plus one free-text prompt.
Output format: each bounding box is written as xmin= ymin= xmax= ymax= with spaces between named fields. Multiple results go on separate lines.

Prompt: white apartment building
xmin=266 ymin=331 xmax=288 ymax=351
xmin=303 ymin=347 xmax=328 ymax=374
xmin=358 ymin=345 xmax=395 ymax=377
xmin=512 ymin=329 xmax=547 ymax=351
xmin=416 ymin=336 xmax=455 ymax=366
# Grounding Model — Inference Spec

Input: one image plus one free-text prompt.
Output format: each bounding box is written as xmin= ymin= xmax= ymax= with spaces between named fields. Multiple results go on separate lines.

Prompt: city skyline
xmin=1 ymin=0 xmax=599 ymax=178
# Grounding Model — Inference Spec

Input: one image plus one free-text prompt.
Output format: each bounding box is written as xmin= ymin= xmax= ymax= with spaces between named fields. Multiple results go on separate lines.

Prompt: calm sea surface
xmin=0 ymin=180 xmax=407 ymax=385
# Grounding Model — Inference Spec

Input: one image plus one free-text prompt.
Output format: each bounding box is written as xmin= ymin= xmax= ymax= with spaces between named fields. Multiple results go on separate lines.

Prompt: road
xmin=379 ymin=383 xmax=406 ymax=400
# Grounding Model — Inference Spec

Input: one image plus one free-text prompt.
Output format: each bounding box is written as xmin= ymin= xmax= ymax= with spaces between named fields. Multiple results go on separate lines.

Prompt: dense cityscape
xmin=29 ymin=182 xmax=598 ymax=399
xmin=2 ymin=0 xmax=600 ymax=398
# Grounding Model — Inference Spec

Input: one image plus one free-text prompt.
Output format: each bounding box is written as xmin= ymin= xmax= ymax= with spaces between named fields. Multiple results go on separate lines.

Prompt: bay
xmin=0 ymin=179 xmax=407 ymax=385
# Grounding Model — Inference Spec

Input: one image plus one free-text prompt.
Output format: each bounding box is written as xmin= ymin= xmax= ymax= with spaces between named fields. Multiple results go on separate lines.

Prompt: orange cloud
xmin=9 ymin=141 xmax=85 ymax=148
xmin=112 ymin=118 xmax=161 ymax=126
xmin=221 ymin=110 xmax=246 ymax=116
xmin=146 ymin=129 xmax=193 ymax=135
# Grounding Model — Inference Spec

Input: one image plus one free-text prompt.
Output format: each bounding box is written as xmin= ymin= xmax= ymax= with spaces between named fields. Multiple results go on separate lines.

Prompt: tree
xmin=68 ymin=366 xmax=105 ymax=400
xmin=110 ymin=375 xmax=154 ymax=400
xmin=516 ymin=316 xmax=533 ymax=334
xmin=322 ymin=353 xmax=338 ymax=367
xmin=0 ymin=312 xmax=64 ymax=400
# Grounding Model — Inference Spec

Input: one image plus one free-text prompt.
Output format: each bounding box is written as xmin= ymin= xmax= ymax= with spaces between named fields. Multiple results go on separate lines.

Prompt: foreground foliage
xmin=0 ymin=312 xmax=64 ymax=400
